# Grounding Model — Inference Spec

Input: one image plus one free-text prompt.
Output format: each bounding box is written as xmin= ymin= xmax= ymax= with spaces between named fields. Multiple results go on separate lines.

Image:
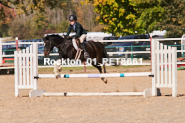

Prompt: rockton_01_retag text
xmin=43 ymin=58 xmax=143 ymax=66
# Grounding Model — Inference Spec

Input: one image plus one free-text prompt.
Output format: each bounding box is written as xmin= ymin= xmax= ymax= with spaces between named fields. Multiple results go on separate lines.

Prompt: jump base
xmin=29 ymin=88 xmax=161 ymax=98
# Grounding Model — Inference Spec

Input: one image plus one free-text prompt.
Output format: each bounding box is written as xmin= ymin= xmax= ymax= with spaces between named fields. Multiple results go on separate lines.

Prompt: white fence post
xmin=15 ymin=37 xmax=18 ymax=51
xmin=33 ymin=43 xmax=38 ymax=90
xmin=172 ymin=47 xmax=177 ymax=97
xmin=14 ymin=50 xmax=19 ymax=97
xmin=0 ymin=38 xmax=2 ymax=65
xmin=152 ymin=39 xmax=157 ymax=96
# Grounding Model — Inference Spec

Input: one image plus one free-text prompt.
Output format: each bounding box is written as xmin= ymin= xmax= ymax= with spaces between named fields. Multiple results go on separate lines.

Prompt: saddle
xmin=73 ymin=38 xmax=82 ymax=50
xmin=75 ymin=38 xmax=87 ymax=49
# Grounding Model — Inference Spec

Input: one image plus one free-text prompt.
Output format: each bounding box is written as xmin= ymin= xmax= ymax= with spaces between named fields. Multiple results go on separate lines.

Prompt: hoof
xmin=58 ymin=68 xmax=62 ymax=72
xmin=54 ymin=73 xmax=59 ymax=79
xmin=101 ymin=78 xmax=108 ymax=84
xmin=103 ymin=78 xmax=107 ymax=84
xmin=55 ymin=75 xmax=60 ymax=79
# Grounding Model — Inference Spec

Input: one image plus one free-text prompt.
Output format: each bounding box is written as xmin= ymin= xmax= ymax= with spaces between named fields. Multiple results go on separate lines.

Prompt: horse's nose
xmin=44 ymin=51 xmax=49 ymax=57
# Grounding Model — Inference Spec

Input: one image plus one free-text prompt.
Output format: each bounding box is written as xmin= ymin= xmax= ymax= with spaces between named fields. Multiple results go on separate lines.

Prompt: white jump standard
xmin=14 ymin=38 xmax=178 ymax=97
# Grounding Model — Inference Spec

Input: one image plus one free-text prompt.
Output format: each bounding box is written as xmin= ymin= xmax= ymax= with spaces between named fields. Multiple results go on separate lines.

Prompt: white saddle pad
xmin=72 ymin=39 xmax=78 ymax=50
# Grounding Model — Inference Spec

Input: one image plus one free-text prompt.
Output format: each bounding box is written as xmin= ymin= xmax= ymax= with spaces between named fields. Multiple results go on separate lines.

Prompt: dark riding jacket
xmin=67 ymin=22 xmax=87 ymax=38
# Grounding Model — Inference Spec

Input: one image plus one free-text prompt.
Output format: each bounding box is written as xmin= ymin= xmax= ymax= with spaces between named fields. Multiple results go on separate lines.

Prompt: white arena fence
xmin=1 ymin=37 xmax=185 ymax=70
xmin=14 ymin=39 xmax=177 ymax=97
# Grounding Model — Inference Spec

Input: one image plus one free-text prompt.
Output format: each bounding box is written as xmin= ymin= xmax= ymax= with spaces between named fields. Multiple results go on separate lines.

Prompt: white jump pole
xmin=36 ymin=72 xmax=152 ymax=79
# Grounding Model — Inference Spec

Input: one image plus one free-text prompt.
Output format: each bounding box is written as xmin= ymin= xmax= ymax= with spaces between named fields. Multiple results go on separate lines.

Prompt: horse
xmin=43 ymin=34 xmax=109 ymax=83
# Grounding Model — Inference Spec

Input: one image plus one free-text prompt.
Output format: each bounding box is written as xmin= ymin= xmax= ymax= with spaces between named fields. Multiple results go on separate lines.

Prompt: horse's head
xmin=43 ymin=34 xmax=65 ymax=57
xmin=43 ymin=35 xmax=53 ymax=57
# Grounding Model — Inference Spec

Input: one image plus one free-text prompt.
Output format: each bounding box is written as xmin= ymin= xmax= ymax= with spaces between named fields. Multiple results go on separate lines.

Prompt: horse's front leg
xmin=54 ymin=59 xmax=62 ymax=79
xmin=57 ymin=54 xmax=64 ymax=72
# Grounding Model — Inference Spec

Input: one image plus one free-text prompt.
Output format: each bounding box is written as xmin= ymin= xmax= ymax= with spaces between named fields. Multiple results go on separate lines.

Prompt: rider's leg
xmin=72 ymin=38 xmax=79 ymax=50
xmin=79 ymin=34 xmax=89 ymax=59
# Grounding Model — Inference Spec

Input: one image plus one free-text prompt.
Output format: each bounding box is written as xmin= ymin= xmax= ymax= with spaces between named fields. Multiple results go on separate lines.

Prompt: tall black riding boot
xmin=81 ymin=42 xmax=89 ymax=59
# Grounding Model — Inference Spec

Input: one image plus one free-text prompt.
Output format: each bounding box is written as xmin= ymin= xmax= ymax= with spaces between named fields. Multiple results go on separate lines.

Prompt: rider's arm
xmin=66 ymin=25 xmax=71 ymax=36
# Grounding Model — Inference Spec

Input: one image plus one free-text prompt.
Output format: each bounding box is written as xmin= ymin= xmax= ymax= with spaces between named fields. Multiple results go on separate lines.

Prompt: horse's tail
xmin=98 ymin=42 xmax=108 ymax=74
xmin=103 ymin=46 xmax=109 ymax=58
xmin=98 ymin=42 xmax=109 ymax=58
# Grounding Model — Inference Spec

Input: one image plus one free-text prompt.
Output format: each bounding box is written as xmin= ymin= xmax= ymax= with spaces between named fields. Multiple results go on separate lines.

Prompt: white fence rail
xmin=0 ymin=38 xmax=185 ymax=70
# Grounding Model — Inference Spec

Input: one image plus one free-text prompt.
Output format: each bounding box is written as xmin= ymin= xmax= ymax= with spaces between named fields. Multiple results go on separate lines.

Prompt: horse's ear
xmin=63 ymin=35 xmax=67 ymax=39
xmin=43 ymin=36 xmax=48 ymax=41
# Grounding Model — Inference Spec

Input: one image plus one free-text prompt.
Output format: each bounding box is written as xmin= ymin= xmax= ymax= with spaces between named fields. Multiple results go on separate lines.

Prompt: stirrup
xmin=84 ymin=52 xmax=89 ymax=59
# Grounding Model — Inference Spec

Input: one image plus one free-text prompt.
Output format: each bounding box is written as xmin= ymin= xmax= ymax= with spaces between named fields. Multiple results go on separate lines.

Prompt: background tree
xmin=157 ymin=0 xmax=185 ymax=38
xmin=131 ymin=0 xmax=185 ymax=38
xmin=90 ymin=0 xmax=185 ymax=37
xmin=130 ymin=0 xmax=164 ymax=34
xmin=0 ymin=3 xmax=16 ymax=37
xmin=0 ymin=0 xmax=68 ymax=15
xmin=93 ymin=0 xmax=137 ymax=36
xmin=0 ymin=0 xmax=101 ymax=39
xmin=1 ymin=0 xmax=185 ymax=39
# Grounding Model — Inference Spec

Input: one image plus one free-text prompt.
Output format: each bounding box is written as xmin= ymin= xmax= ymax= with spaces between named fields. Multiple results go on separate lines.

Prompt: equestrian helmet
xmin=69 ymin=15 xmax=77 ymax=21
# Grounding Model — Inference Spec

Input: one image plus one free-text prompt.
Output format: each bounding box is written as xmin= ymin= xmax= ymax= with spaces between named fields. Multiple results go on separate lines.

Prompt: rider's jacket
xmin=67 ymin=22 xmax=87 ymax=38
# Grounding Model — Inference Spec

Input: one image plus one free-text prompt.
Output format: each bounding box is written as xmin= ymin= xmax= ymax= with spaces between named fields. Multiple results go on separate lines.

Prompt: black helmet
xmin=69 ymin=15 xmax=77 ymax=21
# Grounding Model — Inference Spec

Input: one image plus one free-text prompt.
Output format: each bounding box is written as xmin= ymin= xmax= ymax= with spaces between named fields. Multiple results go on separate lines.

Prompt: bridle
xmin=44 ymin=41 xmax=52 ymax=53
xmin=44 ymin=39 xmax=66 ymax=53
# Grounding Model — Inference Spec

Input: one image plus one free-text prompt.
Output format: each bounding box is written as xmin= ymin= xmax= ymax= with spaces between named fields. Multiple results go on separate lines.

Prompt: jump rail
xmin=14 ymin=38 xmax=177 ymax=97
xmin=35 ymin=72 xmax=153 ymax=79
xmin=1 ymin=37 xmax=185 ymax=69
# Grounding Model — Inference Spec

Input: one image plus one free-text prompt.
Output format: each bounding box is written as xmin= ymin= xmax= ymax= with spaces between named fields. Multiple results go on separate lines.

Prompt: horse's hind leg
xmin=92 ymin=62 xmax=107 ymax=84
xmin=92 ymin=63 xmax=102 ymax=73
xmin=103 ymin=64 xmax=106 ymax=73
xmin=102 ymin=64 xmax=107 ymax=83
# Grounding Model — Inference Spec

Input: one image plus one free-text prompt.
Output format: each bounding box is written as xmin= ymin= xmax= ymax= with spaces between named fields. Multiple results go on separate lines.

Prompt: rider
xmin=66 ymin=15 xmax=89 ymax=59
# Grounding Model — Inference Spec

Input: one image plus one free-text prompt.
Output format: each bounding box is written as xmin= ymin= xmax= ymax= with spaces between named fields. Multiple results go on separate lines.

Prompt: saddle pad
xmin=72 ymin=39 xmax=78 ymax=50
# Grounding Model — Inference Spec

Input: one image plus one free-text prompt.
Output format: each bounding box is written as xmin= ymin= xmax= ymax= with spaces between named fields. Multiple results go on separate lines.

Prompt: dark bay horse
xmin=43 ymin=34 xmax=109 ymax=83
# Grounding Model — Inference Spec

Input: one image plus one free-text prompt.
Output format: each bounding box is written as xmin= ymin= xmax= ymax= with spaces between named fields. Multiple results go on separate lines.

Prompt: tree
xmin=130 ymin=0 xmax=163 ymax=34
xmin=1 ymin=0 xmax=103 ymax=38
xmin=158 ymin=0 xmax=185 ymax=37
xmin=76 ymin=0 xmax=98 ymax=31
xmin=0 ymin=0 xmax=68 ymax=15
xmin=93 ymin=0 xmax=137 ymax=36
xmin=33 ymin=11 xmax=48 ymax=30
xmin=132 ymin=0 xmax=185 ymax=37
xmin=0 ymin=0 xmax=68 ymax=37
xmin=90 ymin=0 xmax=185 ymax=37
xmin=0 ymin=3 xmax=16 ymax=37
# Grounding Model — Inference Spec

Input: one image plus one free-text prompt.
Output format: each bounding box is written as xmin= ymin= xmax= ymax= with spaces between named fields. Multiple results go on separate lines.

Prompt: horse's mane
xmin=44 ymin=34 xmax=73 ymax=47
xmin=45 ymin=34 xmax=64 ymax=39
